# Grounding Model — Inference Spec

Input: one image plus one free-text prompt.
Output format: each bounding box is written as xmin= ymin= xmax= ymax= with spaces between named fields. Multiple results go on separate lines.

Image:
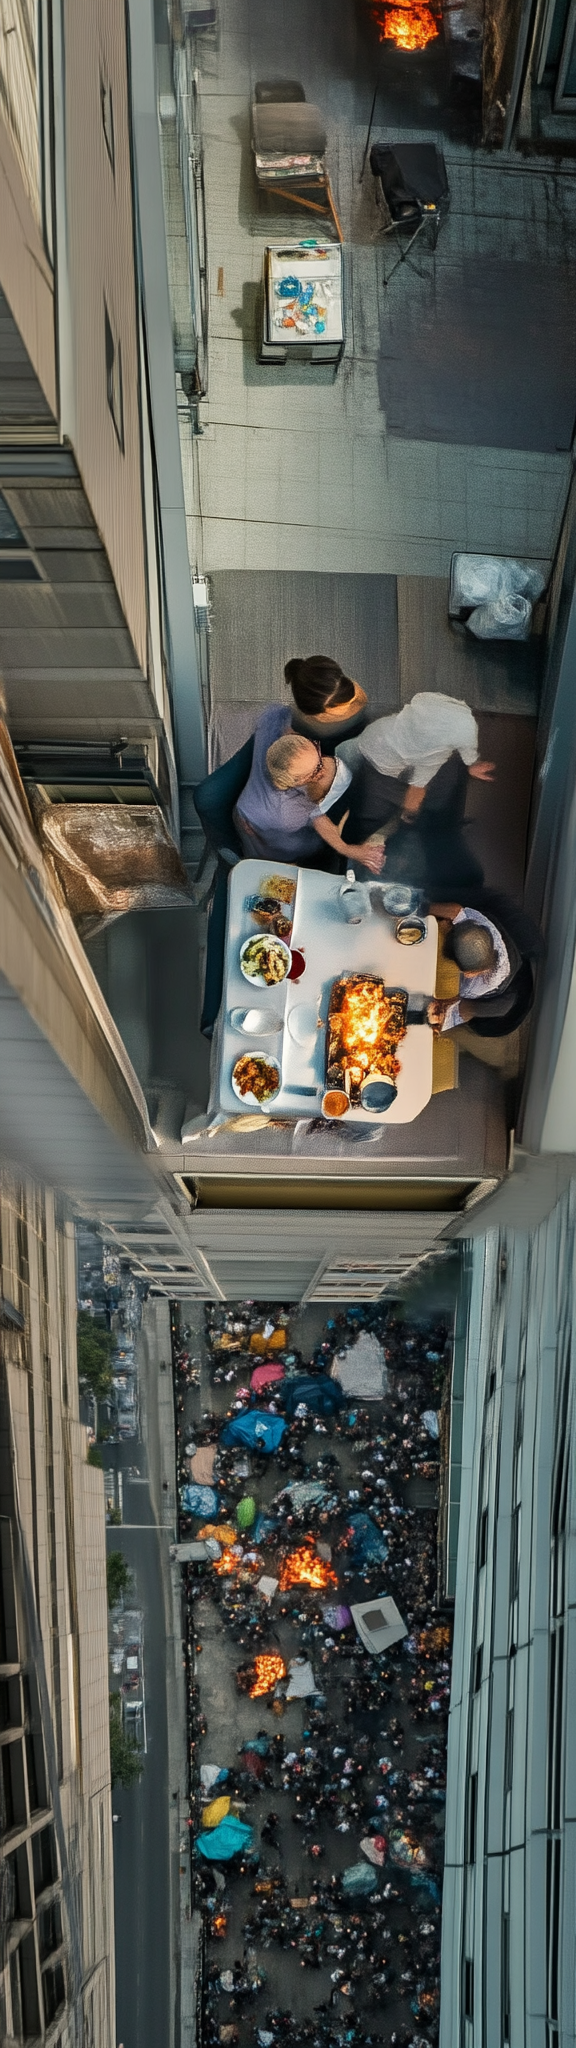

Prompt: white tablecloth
xmin=217 ymin=861 xmax=438 ymax=1125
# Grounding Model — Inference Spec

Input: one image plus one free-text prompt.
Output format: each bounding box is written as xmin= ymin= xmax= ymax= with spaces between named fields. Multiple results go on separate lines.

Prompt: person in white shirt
xmin=355 ymin=692 xmax=495 ymax=818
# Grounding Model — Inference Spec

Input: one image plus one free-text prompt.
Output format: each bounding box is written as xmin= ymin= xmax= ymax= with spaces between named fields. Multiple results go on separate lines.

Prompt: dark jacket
xmin=454 ymin=889 xmax=543 ymax=1038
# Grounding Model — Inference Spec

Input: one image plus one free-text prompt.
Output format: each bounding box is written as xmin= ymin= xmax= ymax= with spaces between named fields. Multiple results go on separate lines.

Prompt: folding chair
xmin=370 ymin=142 xmax=450 ymax=284
xmin=251 ymin=80 xmax=344 ymax=243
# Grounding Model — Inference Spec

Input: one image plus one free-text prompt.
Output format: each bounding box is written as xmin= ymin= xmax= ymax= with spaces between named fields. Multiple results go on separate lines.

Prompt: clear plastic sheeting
xmin=30 ymin=796 xmax=191 ymax=930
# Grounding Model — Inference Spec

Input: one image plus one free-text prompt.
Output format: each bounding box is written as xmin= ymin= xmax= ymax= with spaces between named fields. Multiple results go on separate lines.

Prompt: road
xmin=106 ymin=1318 xmax=176 ymax=2048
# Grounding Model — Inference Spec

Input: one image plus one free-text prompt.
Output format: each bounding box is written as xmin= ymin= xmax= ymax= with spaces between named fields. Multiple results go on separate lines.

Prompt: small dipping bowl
xmin=230 ymin=1006 xmax=283 ymax=1036
xmin=395 ymin=915 xmax=427 ymax=946
xmin=322 ymin=1089 xmax=350 ymax=1120
xmin=360 ymin=1076 xmax=398 ymax=1114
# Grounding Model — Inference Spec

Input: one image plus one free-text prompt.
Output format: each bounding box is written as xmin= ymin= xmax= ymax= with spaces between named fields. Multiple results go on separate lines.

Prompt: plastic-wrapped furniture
xmin=251 ymin=79 xmax=343 ymax=242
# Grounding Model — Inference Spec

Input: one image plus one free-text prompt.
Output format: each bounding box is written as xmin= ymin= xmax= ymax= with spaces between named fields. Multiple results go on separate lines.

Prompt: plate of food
xmin=249 ymin=896 xmax=293 ymax=941
xmin=240 ymin=935 xmax=292 ymax=986
xmin=231 ymin=1052 xmax=281 ymax=1107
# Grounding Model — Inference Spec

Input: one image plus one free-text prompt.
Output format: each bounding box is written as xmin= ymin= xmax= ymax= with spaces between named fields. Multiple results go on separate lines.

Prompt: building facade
xmin=0 ymin=1173 xmax=115 ymax=2048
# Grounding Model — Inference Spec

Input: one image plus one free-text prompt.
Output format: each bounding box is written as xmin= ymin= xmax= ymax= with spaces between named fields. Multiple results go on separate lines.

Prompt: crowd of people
xmin=169 ymin=1297 xmax=454 ymax=2048
xmin=195 ymin=660 xmax=543 ymax=1047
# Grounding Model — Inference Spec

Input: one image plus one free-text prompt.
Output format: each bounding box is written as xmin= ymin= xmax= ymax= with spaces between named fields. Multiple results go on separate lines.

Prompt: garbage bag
xmin=196 ymin=1817 xmax=254 ymax=1861
xmin=251 ymin=1362 xmax=285 ymax=1391
xmin=242 ymin=1736 xmax=270 ymax=1756
xmin=281 ymin=1374 xmax=345 ymax=1419
xmin=236 ymin=1496 xmax=257 ymax=1529
xmin=451 ymin=552 xmax=545 ymax=608
xmin=201 ymin=1764 xmax=229 ymax=1793
xmin=253 ymin=1513 xmax=279 ymax=1544
xmin=203 ymin=1795 xmax=232 ymax=1828
xmin=180 ymin=1484 xmax=219 ymax=1518
xmin=346 ymin=1513 xmax=388 ymax=1565
xmin=360 ymin=1835 xmax=387 ymax=1866
xmin=322 ymin=1603 xmax=353 ymax=1631
xmin=198 ymin=1523 xmax=237 ymax=1546
xmin=284 ymin=1481 xmax=327 ymax=1512
xmin=421 ymin=1409 xmax=440 ymax=1439
xmin=220 ymin=1413 xmax=287 ymax=1451
xmin=467 ymin=593 xmax=532 ymax=640
xmin=340 ymin=1861 xmax=379 ymax=1896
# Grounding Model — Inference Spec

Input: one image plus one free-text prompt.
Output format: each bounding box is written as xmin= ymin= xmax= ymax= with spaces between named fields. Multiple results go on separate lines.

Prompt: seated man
xmin=426 ymin=897 xmax=541 ymax=1038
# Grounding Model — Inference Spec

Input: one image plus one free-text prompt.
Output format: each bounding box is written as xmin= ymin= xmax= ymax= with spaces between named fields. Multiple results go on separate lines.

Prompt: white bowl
xmin=231 ymin=1051 xmax=281 ymax=1109
xmin=231 ymin=1006 xmax=284 ymax=1036
xmin=240 ymin=935 xmax=291 ymax=987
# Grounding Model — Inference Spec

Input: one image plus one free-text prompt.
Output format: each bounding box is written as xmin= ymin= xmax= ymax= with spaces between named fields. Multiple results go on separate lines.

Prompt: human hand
xmin=354 ymin=841 xmax=385 ymax=875
xmin=469 ymin=760 xmax=496 ymax=781
xmin=426 ymin=999 xmax=450 ymax=1031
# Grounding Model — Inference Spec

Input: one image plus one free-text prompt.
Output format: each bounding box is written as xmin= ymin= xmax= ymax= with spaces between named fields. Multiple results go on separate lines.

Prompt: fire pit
xmin=368 ymin=0 xmax=440 ymax=46
xmin=248 ymin=1653 xmax=287 ymax=1698
xmin=278 ymin=1545 xmax=337 ymax=1592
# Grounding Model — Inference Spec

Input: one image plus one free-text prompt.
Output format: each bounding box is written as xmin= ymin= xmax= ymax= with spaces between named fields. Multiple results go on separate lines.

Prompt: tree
xmin=109 ymin=1695 xmax=143 ymax=1787
xmin=87 ymin=1444 xmax=103 ymax=1468
xmin=106 ymin=1551 xmax=132 ymax=1609
xmin=77 ymin=1311 xmax=114 ymax=1399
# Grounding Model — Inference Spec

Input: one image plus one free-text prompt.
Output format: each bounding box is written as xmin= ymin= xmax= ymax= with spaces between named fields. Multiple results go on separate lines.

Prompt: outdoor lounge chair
xmin=251 ymin=80 xmax=343 ymax=242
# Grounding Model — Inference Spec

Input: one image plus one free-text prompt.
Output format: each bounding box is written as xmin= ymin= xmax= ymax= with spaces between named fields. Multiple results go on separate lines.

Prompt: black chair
xmin=370 ymin=143 xmax=450 ymax=282
xmin=194 ymin=737 xmax=255 ymax=1038
xmin=251 ymin=79 xmax=343 ymax=242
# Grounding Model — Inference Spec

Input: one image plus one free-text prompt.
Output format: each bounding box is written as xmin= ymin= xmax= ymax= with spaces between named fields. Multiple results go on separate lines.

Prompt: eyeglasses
xmin=302 ymin=742 xmax=324 ymax=784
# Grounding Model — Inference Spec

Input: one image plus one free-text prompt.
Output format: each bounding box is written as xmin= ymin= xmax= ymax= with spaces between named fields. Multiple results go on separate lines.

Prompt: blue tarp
xmin=196 ymin=1817 xmax=254 ymax=1861
xmin=180 ymin=1484 xmax=219 ymax=1518
xmin=346 ymin=1513 xmax=388 ymax=1565
xmin=280 ymin=1375 xmax=345 ymax=1419
xmin=220 ymin=1413 xmax=286 ymax=1452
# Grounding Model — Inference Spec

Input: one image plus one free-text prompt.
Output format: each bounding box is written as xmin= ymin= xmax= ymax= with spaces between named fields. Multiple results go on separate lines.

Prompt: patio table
xmin=216 ymin=860 xmax=439 ymax=1125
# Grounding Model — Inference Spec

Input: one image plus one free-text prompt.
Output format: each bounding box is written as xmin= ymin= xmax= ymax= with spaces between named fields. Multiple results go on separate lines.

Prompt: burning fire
xmin=368 ymin=0 xmax=439 ymax=49
xmin=337 ymin=980 xmax=406 ymax=1075
xmin=249 ymin=1653 xmax=287 ymax=1697
xmin=213 ymin=1548 xmax=241 ymax=1576
xmin=279 ymin=1547 xmax=337 ymax=1592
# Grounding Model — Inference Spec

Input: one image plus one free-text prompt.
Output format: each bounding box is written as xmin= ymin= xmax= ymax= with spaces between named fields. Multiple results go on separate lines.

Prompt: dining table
xmin=213 ymin=859 xmax=440 ymax=1126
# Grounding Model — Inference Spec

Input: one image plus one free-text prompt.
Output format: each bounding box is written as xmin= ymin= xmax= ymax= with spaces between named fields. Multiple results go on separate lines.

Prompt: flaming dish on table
xmin=326 ymin=975 xmax=407 ymax=1110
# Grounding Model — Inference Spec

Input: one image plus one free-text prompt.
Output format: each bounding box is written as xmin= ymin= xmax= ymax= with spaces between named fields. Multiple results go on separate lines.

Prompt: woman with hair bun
xmin=285 ymin=655 xmax=368 ymax=745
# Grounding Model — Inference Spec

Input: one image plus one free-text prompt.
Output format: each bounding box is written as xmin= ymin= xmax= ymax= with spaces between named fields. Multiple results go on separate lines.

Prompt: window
xmin=105 ymin=306 xmax=124 ymax=451
xmin=100 ymin=72 xmax=115 ymax=171
xmin=0 ymin=494 xmax=25 ymax=546
xmin=464 ymin=1957 xmax=474 ymax=2019
xmin=478 ymin=1507 xmax=488 ymax=1568
xmin=466 ymin=1772 xmax=478 ymax=1863
xmin=0 ymin=491 xmax=41 ymax=582
xmin=473 ymin=1644 xmax=483 ymax=1693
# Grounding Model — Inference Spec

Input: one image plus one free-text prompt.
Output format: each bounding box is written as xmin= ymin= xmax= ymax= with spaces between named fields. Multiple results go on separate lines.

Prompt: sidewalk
xmin=141 ymin=1298 xmax=202 ymax=2048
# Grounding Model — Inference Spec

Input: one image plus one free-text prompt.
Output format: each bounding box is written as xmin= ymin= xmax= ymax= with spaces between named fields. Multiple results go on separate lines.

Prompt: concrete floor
xmin=178 ymin=1301 xmax=448 ymax=2042
xmin=179 ymin=0 xmax=573 ymax=579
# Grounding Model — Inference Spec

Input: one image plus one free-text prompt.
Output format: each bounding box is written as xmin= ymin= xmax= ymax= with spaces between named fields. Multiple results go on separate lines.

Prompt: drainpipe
xmin=126 ymin=0 xmax=206 ymax=860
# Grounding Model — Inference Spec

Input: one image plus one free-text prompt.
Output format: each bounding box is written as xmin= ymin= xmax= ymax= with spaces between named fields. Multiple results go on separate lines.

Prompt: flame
xmin=211 ymin=1913 xmax=228 ymax=1938
xmin=278 ymin=1546 xmax=337 ymax=1592
xmin=249 ymin=1653 xmax=287 ymax=1697
xmin=368 ymin=0 xmax=439 ymax=48
xmin=334 ymin=979 xmax=406 ymax=1079
xmin=213 ymin=1548 xmax=241 ymax=1576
